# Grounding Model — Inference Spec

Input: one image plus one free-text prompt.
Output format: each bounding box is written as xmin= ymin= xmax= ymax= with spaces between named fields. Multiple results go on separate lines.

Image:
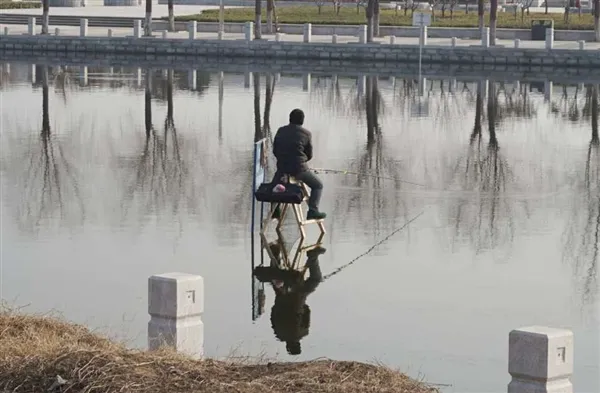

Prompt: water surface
xmin=0 ymin=63 xmax=598 ymax=392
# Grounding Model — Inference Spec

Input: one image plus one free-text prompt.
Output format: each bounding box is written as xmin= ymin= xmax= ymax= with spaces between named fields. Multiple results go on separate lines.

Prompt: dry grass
xmin=0 ymin=310 xmax=438 ymax=393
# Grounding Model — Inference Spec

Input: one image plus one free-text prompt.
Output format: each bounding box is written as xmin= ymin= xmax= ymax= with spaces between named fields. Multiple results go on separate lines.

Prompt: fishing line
xmin=322 ymin=210 xmax=425 ymax=282
xmin=311 ymin=167 xmax=426 ymax=187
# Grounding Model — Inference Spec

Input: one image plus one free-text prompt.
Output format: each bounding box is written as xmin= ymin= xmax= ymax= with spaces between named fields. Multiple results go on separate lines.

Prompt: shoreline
xmin=0 ymin=310 xmax=438 ymax=393
xmin=1 ymin=33 xmax=599 ymax=68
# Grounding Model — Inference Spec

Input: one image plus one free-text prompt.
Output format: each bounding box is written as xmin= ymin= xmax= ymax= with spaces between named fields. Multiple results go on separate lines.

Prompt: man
xmin=271 ymin=109 xmax=326 ymax=220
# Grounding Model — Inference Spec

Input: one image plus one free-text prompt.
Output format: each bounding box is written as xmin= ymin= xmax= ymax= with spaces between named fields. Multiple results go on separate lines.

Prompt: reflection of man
xmin=253 ymin=242 xmax=326 ymax=355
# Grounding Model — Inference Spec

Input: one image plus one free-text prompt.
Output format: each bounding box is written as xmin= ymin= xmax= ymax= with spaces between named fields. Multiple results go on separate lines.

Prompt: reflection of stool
xmin=260 ymin=177 xmax=326 ymax=248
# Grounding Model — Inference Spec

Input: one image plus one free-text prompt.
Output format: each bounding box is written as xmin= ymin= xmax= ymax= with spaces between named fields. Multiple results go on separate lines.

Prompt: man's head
xmin=289 ymin=109 xmax=305 ymax=126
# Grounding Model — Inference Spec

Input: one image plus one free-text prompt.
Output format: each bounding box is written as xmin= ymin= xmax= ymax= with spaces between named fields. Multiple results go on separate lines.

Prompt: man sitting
xmin=271 ymin=109 xmax=326 ymax=220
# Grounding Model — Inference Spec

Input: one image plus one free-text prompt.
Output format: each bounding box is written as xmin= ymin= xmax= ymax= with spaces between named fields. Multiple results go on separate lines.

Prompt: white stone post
xmin=451 ymin=37 xmax=457 ymax=47
xmin=148 ymin=273 xmax=204 ymax=360
xmin=514 ymin=38 xmax=520 ymax=48
xmin=578 ymin=40 xmax=585 ymax=50
xmin=419 ymin=26 xmax=427 ymax=46
xmin=4 ymin=26 xmax=8 ymax=35
xmin=136 ymin=67 xmax=142 ymax=87
xmin=545 ymin=27 xmax=554 ymax=49
xmin=29 ymin=64 xmax=36 ymax=84
xmin=244 ymin=21 xmax=253 ymax=41
xmin=28 ymin=17 xmax=36 ymax=36
xmin=188 ymin=21 xmax=197 ymax=40
xmin=358 ymin=24 xmax=367 ymax=44
xmin=162 ymin=30 xmax=167 ymax=38
xmin=54 ymin=27 xmax=60 ymax=36
xmin=389 ymin=35 xmax=396 ymax=45
xmin=133 ymin=20 xmax=142 ymax=38
xmin=244 ymin=72 xmax=251 ymax=88
xmin=108 ymin=28 xmax=112 ymax=37
xmin=275 ymin=32 xmax=282 ymax=42
xmin=80 ymin=19 xmax=88 ymax=37
xmin=218 ymin=30 xmax=224 ymax=40
xmin=481 ymin=27 xmax=490 ymax=48
xmin=303 ymin=23 xmax=311 ymax=43
xmin=332 ymin=34 xmax=338 ymax=43
xmin=302 ymin=73 xmax=311 ymax=92
xmin=508 ymin=326 xmax=573 ymax=393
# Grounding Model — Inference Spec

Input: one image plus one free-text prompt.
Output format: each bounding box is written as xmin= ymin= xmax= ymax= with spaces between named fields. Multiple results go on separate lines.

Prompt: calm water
xmin=0 ymin=63 xmax=598 ymax=392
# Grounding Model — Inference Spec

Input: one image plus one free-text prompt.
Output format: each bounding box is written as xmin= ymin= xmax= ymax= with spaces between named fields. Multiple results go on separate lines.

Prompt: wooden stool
xmin=259 ymin=177 xmax=326 ymax=255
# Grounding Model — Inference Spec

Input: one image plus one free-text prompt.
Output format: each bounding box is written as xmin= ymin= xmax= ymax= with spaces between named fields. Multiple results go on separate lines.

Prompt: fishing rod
xmin=322 ymin=210 xmax=425 ymax=282
xmin=311 ymin=167 xmax=426 ymax=187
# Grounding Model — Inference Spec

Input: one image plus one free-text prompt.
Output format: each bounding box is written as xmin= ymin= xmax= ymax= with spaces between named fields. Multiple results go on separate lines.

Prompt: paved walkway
xmin=0 ymin=4 xmax=231 ymax=18
xmin=2 ymin=24 xmax=599 ymax=51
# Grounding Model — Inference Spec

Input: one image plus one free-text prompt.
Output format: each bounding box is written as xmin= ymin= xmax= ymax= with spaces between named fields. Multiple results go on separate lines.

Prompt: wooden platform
xmin=259 ymin=177 xmax=326 ymax=270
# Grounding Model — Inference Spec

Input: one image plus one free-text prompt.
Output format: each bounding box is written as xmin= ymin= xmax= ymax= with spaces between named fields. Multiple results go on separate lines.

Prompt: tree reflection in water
xmin=12 ymin=65 xmax=84 ymax=232
xmin=331 ymin=76 xmax=413 ymax=239
xmin=448 ymin=80 xmax=530 ymax=255
xmin=120 ymin=69 xmax=200 ymax=229
xmin=562 ymin=84 xmax=599 ymax=305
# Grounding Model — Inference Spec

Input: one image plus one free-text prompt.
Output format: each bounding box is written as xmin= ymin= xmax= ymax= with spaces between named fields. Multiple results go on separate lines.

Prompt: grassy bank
xmin=176 ymin=7 xmax=595 ymax=30
xmin=0 ymin=310 xmax=438 ymax=393
xmin=0 ymin=1 xmax=41 ymax=9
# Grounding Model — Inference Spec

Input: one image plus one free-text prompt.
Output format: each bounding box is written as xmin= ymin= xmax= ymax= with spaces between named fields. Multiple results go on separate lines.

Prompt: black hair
xmin=289 ymin=109 xmax=305 ymax=126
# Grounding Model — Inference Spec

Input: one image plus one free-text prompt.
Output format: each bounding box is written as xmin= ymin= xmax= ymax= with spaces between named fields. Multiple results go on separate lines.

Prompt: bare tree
xmin=521 ymin=0 xmax=534 ymax=21
xmin=145 ymin=0 xmax=153 ymax=36
xmin=478 ymin=0 xmax=485 ymax=32
xmin=594 ymin=0 xmax=599 ymax=41
xmin=490 ymin=0 xmax=498 ymax=44
xmin=168 ymin=0 xmax=175 ymax=32
xmin=315 ymin=0 xmax=325 ymax=13
xmin=255 ymin=0 xmax=262 ymax=39
xmin=404 ymin=0 xmax=420 ymax=15
xmin=332 ymin=0 xmax=343 ymax=14
xmin=449 ymin=0 xmax=459 ymax=18
xmin=41 ymin=0 xmax=49 ymax=35
xmin=366 ymin=0 xmax=380 ymax=41
xmin=267 ymin=0 xmax=276 ymax=31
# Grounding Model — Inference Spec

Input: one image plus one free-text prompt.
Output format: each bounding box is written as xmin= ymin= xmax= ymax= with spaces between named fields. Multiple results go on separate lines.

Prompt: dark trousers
xmin=272 ymin=170 xmax=323 ymax=212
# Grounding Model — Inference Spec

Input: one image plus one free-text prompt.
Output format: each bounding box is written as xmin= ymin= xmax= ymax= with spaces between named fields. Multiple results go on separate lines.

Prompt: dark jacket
xmin=273 ymin=124 xmax=313 ymax=175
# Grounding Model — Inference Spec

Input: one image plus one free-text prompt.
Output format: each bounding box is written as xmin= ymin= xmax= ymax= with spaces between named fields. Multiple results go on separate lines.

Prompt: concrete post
xmin=514 ymin=38 xmax=520 ymax=48
xmin=79 ymin=66 xmax=88 ymax=86
xmin=578 ymin=40 xmax=585 ymax=49
xmin=275 ymin=72 xmax=280 ymax=82
xmin=136 ymin=67 xmax=142 ymax=87
xmin=188 ymin=69 xmax=197 ymax=90
xmin=545 ymin=27 xmax=554 ymax=49
xmin=451 ymin=37 xmax=457 ymax=48
xmin=303 ymin=23 xmax=311 ymax=43
xmin=54 ymin=28 xmax=60 ymax=36
xmin=133 ymin=20 xmax=142 ymax=38
xmin=4 ymin=26 xmax=8 ymax=35
xmin=508 ymin=326 xmax=573 ymax=393
xmin=275 ymin=32 xmax=282 ymax=42
xmin=28 ymin=17 xmax=36 ymax=36
xmin=188 ymin=21 xmax=197 ymax=40
xmin=3 ymin=63 xmax=10 ymax=74
xmin=161 ymin=30 xmax=167 ymax=38
xmin=358 ymin=25 xmax=367 ymax=44
xmin=332 ymin=34 xmax=338 ymax=44
xmin=244 ymin=72 xmax=251 ymax=88
xmin=108 ymin=28 xmax=112 ymax=37
xmin=244 ymin=21 xmax=253 ymax=41
xmin=218 ymin=31 xmax=224 ymax=40
xmin=80 ymin=19 xmax=88 ymax=37
xmin=419 ymin=26 xmax=427 ymax=46
xmin=481 ymin=27 xmax=490 ymax=48
xmin=390 ymin=76 xmax=396 ymax=89
xmin=302 ymin=73 xmax=311 ymax=92
xmin=449 ymin=78 xmax=457 ymax=93
xmin=148 ymin=273 xmax=204 ymax=360
xmin=389 ymin=35 xmax=396 ymax=45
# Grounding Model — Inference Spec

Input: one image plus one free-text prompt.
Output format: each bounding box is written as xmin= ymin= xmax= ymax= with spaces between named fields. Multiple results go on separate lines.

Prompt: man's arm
xmin=273 ymin=129 xmax=280 ymax=159
xmin=304 ymin=130 xmax=313 ymax=161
